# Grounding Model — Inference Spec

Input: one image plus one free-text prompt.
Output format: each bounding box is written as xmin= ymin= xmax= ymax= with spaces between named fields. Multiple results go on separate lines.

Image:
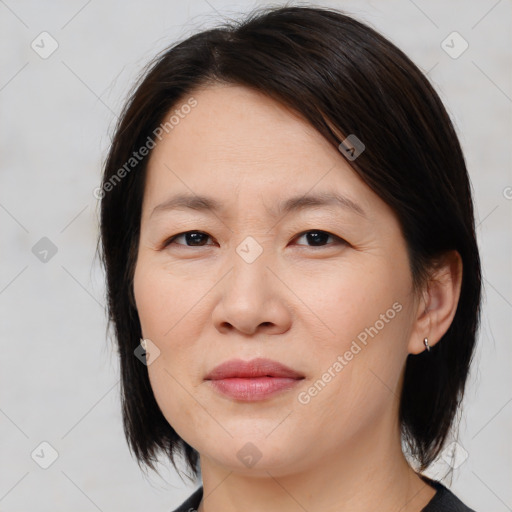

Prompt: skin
xmin=133 ymin=84 xmax=463 ymax=512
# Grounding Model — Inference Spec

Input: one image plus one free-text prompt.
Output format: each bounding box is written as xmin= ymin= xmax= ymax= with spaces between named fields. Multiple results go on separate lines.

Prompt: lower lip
xmin=207 ymin=377 xmax=301 ymax=401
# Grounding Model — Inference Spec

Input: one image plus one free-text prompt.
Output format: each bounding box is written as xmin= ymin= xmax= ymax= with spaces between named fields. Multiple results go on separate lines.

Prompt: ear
xmin=408 ymin=250 xmax=463 ymax=355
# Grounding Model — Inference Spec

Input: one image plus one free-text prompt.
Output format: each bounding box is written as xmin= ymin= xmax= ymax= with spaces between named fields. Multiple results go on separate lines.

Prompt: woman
xmin=99 ymin=5 xmax=481 ymax=511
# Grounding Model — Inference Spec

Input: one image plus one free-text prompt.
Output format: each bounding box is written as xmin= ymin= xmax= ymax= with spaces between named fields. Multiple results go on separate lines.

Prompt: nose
xmin=211 ymin=247 xmax=292 ymax=336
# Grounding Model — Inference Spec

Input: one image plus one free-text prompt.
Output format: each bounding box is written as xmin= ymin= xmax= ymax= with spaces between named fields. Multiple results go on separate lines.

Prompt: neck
xmin=197 ymin=419 xmax=436 ymax=512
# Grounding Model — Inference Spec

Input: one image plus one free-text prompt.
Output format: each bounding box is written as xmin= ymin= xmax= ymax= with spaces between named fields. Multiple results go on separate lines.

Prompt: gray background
xmin=0 ymin=0 xmax=511 ymax=510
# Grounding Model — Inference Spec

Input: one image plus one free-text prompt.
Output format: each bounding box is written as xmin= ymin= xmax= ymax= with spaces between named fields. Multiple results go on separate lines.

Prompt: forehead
xmin=153 ymin=83 xmax=334 ymax=164
xmin=142 ymin=84 xmax=388 ymax=224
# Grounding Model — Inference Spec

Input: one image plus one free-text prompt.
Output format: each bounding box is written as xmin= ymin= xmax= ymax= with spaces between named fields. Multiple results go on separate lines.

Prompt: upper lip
xmin=205 ymin=358 xmax=304 ymax=380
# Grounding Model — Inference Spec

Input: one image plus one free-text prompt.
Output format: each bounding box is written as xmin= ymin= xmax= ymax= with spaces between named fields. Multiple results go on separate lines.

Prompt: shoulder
xmin=170 ymin=486 xmax=203 ymax=512
xmin=422 ymin=479 xmax=476 ymax=512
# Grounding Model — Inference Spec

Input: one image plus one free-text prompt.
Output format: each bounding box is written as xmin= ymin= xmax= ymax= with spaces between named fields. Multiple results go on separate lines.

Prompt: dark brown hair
xmin=99 ymin=5 xmax=481 ymax=480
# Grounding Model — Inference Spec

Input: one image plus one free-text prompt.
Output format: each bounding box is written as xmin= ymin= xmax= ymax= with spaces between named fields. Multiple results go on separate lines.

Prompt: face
xmin=133 ymin=84 xmax=421 ymax=476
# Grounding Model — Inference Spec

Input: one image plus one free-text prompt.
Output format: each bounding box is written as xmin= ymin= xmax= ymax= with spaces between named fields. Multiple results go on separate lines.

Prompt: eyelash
xmin=162 ymin=230 xmax=347 ymax=249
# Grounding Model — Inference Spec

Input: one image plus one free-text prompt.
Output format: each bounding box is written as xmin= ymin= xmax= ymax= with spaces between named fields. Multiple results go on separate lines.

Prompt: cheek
xmin=290 ymin=258 xmax=412 ymax=421
xmin=291 ymin=256 xmax=409 ymax=349
xmin=134 ymin=256 xmax=204 ymax=340
xmin=133 ymin=258 xmax=214 ymax=441
xmin=133 ymin=260 xmax=211 ymax=384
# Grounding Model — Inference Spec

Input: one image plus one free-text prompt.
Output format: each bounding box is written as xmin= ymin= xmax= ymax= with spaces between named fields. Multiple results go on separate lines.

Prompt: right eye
xmin=163 ymin=231 xmax=215 ymax=247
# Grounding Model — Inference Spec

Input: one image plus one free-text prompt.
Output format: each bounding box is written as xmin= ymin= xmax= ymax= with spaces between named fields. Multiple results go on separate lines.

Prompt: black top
xmin=170 ymin=479 xmax=476 ymax=512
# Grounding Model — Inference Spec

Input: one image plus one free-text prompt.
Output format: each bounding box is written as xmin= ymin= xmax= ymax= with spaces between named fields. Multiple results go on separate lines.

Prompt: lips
xmin=204 ymin=358 xmax=304 ymax=401
xmin=204 ymin=358 xmax=304 ymax=380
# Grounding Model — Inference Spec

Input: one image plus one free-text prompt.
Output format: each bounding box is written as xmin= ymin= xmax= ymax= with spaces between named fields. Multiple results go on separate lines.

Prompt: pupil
xmin=307 ymin=232 xmax=327 ymax=246
xmin=187 ymin=232 xmax=206 ymax=246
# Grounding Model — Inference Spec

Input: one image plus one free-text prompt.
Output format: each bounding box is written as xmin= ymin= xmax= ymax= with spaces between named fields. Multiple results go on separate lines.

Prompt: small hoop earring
xmin=424 ymin=337 xmax=431 ymax=352
xmin=140 ymin=338 xmax=147 ymax=351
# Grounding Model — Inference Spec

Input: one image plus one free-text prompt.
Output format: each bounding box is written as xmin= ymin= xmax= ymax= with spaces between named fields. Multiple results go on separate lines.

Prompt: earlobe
xmin=408 ymin=250 xmax=463 ymax=355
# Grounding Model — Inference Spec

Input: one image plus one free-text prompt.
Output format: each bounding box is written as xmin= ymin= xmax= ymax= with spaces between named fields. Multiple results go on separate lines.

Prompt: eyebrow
xmin=149 ymin=191 xmax=366 ymax=219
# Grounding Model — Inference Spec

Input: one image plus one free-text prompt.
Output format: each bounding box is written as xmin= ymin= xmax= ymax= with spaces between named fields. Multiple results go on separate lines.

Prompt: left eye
xmin=163 ymin=230 xmax=344 ymax=248
xmin=294 ymin=230 xmax=343 ymax=247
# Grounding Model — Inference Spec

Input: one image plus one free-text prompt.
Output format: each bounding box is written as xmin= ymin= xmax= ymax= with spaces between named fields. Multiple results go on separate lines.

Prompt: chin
xmin=201 ymin=434 xmax=303 ymax=474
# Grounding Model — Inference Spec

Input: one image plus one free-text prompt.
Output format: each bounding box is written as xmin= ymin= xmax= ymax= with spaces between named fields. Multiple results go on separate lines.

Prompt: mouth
xmin=204 ymin=358 xmax=304 ymax=402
